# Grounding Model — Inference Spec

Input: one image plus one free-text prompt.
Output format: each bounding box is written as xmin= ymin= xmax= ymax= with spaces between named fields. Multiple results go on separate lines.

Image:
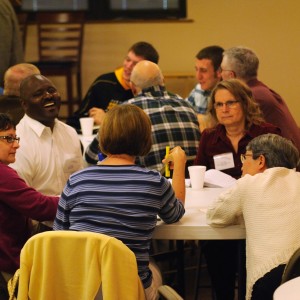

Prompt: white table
xmin=153 ymin=187 xmax=246 ymax=240
xmin=153 ymin=187 xmax=246 ymax=299
xmin=273 ymin=277 xmax=300 ymax=300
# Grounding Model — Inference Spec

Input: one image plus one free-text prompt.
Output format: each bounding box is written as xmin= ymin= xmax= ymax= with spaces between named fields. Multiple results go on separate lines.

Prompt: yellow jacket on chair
xmin=17 ymin=231 xmax=145 ymax=300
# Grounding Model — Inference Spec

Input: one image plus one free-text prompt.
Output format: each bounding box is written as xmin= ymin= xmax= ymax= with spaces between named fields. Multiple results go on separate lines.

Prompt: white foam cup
xmin=188 ymin=165 xmax=206 ymax=189
xmin=79 ymin=117 xmax=94 ymax=136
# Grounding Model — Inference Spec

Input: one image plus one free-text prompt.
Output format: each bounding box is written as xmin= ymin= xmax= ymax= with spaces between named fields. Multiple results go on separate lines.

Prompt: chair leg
xmin=76 ymin=71 xmax=82 ymax=103
xmin=194 ymin=243 xmax=203 ymax=300
xmin=66 ymin=71 xmax=73 ymax=117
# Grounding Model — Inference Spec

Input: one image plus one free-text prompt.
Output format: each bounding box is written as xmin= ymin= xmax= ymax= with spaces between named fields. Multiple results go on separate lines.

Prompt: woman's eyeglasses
xmin=214 ymin=100 xmax=239 ymax=110
xmin=240 ymin=153 xmax=253 ymax=163
xmin=0 ymin=136 xmax=20 ymax=144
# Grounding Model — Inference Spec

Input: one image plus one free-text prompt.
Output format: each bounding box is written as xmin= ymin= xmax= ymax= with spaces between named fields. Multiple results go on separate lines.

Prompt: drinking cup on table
xmin=188 ymin=166 xmax=206 ymax=189
xmin=79 ymin=117 xmax=94 ymax=136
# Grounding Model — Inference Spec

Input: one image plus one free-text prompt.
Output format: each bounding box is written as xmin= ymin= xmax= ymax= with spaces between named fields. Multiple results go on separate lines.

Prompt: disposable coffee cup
xmin=79 ymin=117 xmax=94 ymax=136
xmin=188 ymin=166 xmax=206 ymax=190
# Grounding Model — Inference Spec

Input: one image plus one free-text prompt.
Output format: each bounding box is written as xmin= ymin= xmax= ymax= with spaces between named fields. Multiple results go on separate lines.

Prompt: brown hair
xmin=208 ymin=79 xmax=264 ymax=129
xmin=99 ymin=104 xmax=152 ymax=156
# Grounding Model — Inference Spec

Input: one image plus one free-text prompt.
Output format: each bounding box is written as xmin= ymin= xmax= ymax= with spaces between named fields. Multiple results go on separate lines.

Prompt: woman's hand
xmin=162 ymin=146 xmax=186 ymax=170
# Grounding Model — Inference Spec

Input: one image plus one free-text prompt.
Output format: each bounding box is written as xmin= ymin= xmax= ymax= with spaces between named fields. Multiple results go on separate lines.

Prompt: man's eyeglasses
xmin=214 ymin=100 xmax=239 ymax=110
xmin=0 ymin=136 xmax=20 ymax=144
xmin=240 ymin=153 xmax=252 ymax=163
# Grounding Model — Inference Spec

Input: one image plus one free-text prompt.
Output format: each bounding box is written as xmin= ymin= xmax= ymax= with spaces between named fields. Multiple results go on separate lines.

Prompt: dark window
xmin=21 ymin=0 xmax=187 ymax=20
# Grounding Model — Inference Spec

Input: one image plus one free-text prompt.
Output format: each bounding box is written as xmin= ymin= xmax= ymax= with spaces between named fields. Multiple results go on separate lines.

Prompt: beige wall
xmin=25 ymin=0 xmax=300 ymax=124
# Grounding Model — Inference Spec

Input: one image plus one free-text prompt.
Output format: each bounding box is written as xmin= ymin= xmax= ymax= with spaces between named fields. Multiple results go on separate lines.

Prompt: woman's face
xmin=214 ymin=89 xmax=245 ymax=128
xmin=0 ymin=128 xmax=20 ymax=165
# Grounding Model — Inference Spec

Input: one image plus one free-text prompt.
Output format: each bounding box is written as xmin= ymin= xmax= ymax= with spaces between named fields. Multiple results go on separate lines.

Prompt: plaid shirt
xmin=85 ymin=86 xmax=201 ymax=171
xmin=127 ymin=85 xmax=200 ymax=171
xmin=186 ymin=83 xmax=211 ymax=114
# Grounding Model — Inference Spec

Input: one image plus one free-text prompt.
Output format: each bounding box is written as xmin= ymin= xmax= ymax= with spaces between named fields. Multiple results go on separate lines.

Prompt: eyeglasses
xmin=240 ymin=153 xmax=252 ymax=163
xmin=214 ymin=100 xmax=239 ymax=110
xmin=0 ymin=136 xmax=20 ymax=144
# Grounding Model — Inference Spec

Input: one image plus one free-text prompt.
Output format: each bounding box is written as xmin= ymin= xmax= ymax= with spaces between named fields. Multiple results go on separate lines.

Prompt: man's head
xmin=4 ymin=63 xmax=41 ymax=96
xmin=20 ymin=75 xmax=61 ymax=129
xmin=130 ymin=60 xmax=164 ymax=96
xmin=241 ymin=134 xmax=299 ymax=176
xmin=122 ymin=41 xmax=159 ymax=83
xmin=194 ymin=45 xmax=224 ymax=91
xmin=221 ymin=46 xmax=259 ymax=82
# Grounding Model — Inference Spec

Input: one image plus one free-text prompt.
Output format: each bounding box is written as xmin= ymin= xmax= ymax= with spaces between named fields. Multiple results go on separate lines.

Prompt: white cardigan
xmin=207 ymin=167 xmax=300 ymax=300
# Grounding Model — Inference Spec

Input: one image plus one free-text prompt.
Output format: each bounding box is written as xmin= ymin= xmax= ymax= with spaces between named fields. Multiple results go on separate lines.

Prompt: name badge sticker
xmin=213 ymin=152 xmax=235 ymax=171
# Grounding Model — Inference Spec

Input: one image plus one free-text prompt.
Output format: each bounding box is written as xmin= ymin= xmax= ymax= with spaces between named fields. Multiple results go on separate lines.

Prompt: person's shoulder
xmin=0 ymin=163 xmax=19 ymax=180
xmin=91 ymin=72 xmax=117 ymax=84
xmin=252 ymin=122 xmax=281 ymax=135
xmin=56 ymin=120 xmax=78 ymax=134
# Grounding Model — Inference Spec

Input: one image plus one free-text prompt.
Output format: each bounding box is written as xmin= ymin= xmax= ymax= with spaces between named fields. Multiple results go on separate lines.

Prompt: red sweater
xmin=0 ymin=163 xmax=59 ymax=273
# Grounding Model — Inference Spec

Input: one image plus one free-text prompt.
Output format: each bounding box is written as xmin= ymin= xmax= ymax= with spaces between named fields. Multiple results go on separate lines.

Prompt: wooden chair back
xmin=36 ymin=12 xmax=85 ymax=64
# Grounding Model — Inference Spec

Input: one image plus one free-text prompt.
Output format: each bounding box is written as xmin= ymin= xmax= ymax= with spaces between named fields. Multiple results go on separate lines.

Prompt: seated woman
xmin=194 ymin=79 xmax=281 ymax=300
xmin=207 ymin=133 xmax=300 ymax=300
xmin=53 ymin=104 xmax=186 ymax=300
xmin=195 ymin=78 xmax=281 ymax=179
xmin=0 ymin=113 xmax=59 ymax=300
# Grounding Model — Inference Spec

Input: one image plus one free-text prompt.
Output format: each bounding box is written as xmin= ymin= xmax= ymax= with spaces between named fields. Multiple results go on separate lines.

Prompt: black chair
xmin=32 ymin=12 xmax=85 ymax=119
xmin=281 ymin=247 xmax=300 ymax=284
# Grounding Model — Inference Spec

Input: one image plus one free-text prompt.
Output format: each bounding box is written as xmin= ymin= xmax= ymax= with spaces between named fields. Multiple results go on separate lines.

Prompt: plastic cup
xmin=188 ymin=166 xmax=206 ymax=190
xmin=79 ymin=117 xmax=94 ymax=136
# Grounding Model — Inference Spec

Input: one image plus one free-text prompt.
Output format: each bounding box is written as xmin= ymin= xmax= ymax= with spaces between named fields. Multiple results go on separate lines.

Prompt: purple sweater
xmin=0 ymin=163 xmax=59 ymax=273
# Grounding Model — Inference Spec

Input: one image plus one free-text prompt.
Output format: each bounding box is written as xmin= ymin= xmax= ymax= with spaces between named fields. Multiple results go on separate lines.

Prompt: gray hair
xmin=223 ymin=47 xmax=259 ymax=81
xmin=247 ymin=134 xmax=300 ymax=169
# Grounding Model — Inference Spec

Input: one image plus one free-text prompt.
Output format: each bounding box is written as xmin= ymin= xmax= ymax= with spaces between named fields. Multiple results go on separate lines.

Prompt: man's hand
xmin=89 ymin=107 xmax=106 ymax=125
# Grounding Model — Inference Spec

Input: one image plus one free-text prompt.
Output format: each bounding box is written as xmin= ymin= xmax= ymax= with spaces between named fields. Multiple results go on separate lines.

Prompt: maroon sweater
xmin=248 ymin=79 xmax=300 ymax=152
xmin=195 ymin=122 xmax=281 ymax=179
xmin=0 ymin=163 xmax=59 ymax=273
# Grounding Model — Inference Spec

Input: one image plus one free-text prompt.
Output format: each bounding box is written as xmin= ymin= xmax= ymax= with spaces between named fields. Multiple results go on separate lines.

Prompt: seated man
xmin=85 ymin=60 xmax=200 ymax=173
xmin=221 ymin=46 xmax=300 ymax=152
xmin=66 ymin=41 xmax=159 ymax=131
xmin=0 ymin=63 xmax=40 ymax=124
xmin=207 ymin=133 xmax=300 ymax=300
xmin=10 ymin=74 xmax=83 ymax=196
xmin=186 ymin=45 xmax=223 ymax=131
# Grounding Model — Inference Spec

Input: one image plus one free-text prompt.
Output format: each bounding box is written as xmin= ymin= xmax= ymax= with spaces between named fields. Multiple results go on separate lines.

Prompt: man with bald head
xmin=0 ymin=63 xmax=40 ymax=124
xmin=85 ymin=60 xmax=200 ymax=173
xmin=11 ymin=74 xmax=83 ymax=196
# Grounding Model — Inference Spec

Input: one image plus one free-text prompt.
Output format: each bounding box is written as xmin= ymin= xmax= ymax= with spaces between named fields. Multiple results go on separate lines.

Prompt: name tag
xmin=213 ymin=152 xmax=235 ymax=171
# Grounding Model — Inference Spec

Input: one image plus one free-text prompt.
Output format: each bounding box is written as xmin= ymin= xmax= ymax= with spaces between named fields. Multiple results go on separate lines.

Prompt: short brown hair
xmin=100 ymin=104 xmax=152 ymax=156
xmin=129 ymin=41 xmax=159 ymax=64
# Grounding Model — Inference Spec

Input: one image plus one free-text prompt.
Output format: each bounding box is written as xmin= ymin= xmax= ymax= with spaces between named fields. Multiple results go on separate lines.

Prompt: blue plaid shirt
xmin=186 ymin=83 xmax=211 ymax=114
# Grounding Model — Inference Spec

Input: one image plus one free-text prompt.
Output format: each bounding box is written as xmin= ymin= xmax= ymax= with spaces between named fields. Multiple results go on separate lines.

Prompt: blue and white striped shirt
xmin=53 ymin=164 xmax=185 ymax=288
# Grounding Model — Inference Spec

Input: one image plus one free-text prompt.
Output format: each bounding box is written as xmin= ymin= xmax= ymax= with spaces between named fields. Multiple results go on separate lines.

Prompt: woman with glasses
xmin=195 ymin=78 xmax=281 ymax=179
xmin=194 ymin=79 xmax=281 ymax=300
xmin=0 ymin=113 xmax=59 ymax=300
xmin=207 ymin=134 xmax=300 ymax=300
